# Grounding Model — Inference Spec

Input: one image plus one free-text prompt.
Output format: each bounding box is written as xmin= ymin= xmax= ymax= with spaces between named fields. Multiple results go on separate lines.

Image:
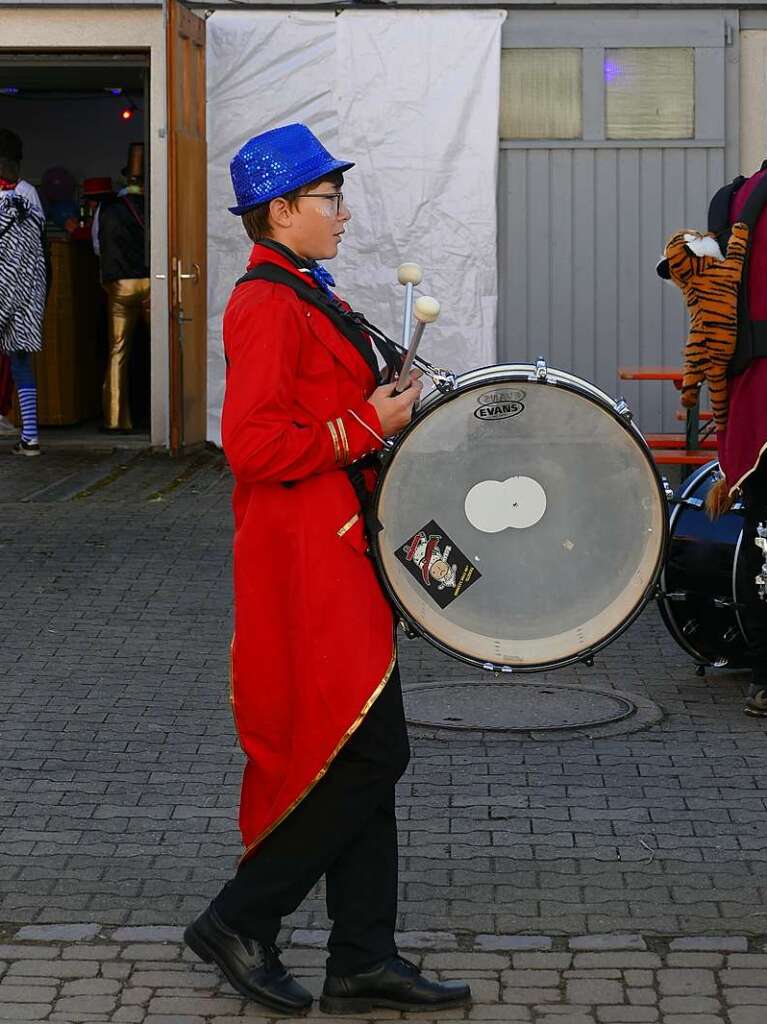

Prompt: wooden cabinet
xmin=33 ymin=238 xmax=103 ymax=426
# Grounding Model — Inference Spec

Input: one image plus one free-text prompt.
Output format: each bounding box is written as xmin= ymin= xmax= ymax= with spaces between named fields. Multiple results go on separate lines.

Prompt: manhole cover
xmin=404 ymin=681 xmax=637 ymax=732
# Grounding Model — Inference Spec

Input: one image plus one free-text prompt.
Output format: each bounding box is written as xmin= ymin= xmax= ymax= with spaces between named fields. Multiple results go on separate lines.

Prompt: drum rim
xmin=658 ymin=458 xmax=751 ymax=666
xmin=658 ymin=460 xmax=719 ymax=664
xmin=372 ymin=364 xmax=670 ymax=673
xmin=422 ymin=362 xmax=631 ymax=417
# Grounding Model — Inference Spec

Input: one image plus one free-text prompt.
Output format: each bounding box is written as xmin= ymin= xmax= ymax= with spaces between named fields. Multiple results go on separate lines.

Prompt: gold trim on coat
xmin=228 ymin=634 xmax=237 ymax=726
xmin=731 ymin=437 xmax=767 ymax=495
xmin=336 ymin=417 xmax=350 ymax=464
xmin=326 ymin=419 xmax=341 ymax=463
xmin=237 ymin=648 xmax=397 ymax=865
xmin=336 ymin=513 xmax=360 ymax=538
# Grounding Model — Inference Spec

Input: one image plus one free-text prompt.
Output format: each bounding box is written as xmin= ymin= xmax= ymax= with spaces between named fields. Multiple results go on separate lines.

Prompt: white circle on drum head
xmin=465 ymin=476 xmax=547 ymax=533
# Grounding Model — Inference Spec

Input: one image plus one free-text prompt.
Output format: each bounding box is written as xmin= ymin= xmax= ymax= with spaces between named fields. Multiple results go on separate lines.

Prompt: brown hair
xmin=0 ymin=156 xmax=19 ymax=182
xmin=241 ymin=171 xmax=343 ymax=243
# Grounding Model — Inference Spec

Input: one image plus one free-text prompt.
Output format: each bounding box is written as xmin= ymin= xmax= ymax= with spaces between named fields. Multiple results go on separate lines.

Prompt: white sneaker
xmin=0 ymin=414 xmax=15 ymax=432
xmin=11 ymin=438 xmax=41 ymax=457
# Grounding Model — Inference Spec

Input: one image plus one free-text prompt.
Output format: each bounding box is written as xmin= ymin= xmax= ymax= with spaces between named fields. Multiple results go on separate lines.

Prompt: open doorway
xmin=0 ymin=53 xmax=151 ymax=448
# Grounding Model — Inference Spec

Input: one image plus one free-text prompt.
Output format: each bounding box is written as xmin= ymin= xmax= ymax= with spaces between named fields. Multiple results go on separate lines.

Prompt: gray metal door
xmin=498 ymin=10 xmax=738 ymax=432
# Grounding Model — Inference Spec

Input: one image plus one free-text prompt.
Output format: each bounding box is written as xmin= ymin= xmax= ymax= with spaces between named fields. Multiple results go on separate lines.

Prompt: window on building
xmin=500 ymin=48 xmax=582 ymax=140
xmin=605 ymin=47 xmax=694 ymax=140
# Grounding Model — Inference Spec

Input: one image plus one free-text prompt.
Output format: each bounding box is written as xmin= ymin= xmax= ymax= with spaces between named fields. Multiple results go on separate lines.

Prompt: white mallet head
xmin=397 ymin=262 xmax=423 ymax=286
xmin=414 ymin=296 xmax=440 ymax=324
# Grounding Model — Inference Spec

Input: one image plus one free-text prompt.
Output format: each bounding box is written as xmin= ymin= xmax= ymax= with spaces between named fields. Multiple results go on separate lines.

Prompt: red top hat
xmin=82 ymin=176 xmax=114 ymax=197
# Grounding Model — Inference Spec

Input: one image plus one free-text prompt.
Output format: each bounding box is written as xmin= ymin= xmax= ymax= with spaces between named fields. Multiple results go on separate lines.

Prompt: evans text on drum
xmin=659 ymin=459 xmax=750 ymax=668
xmin=372 ymin=364 xmax=668 ymax=672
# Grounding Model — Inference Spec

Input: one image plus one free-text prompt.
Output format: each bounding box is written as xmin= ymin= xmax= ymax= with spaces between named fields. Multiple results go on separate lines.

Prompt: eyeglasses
xmin=297 ymin=192 xmax=345 ymax=216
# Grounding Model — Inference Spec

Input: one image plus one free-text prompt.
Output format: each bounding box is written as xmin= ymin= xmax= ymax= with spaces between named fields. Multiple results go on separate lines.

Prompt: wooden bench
xmin=645 ymin=432 xmax=717 ymax=451
xmin=618 ymin=366 xmax=712 ymax=472
xmin=649 ymin=449 xmax=714 ymax=466
xmin=619 ymin=367 xmax=686 ymax=386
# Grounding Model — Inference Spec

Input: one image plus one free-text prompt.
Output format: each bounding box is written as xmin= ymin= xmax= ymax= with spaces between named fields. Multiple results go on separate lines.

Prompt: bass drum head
xmin=374 ymin=367 xmax=667 ymax=671
xmin=660 ymin=460 xmax=749 ymax=667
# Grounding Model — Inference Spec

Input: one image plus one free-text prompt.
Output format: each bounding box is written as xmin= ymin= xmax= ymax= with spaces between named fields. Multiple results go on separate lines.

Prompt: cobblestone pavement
xmin=3 ymin=449 xmax=767 ymax=1022
xmin=2 ymin=928 xmax=767 ymax=1023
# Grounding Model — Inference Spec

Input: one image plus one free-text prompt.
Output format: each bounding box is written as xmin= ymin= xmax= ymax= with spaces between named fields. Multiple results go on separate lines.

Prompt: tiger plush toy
xmin=658 ymin=221 xmax=749 ymax=428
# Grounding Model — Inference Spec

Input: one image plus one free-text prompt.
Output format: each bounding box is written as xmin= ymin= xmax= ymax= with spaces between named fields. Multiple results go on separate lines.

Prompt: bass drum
xmin=659 ymin=459 xmax=750 ymax=667
xmin=371 ymin=363 xmax=668 ymax=672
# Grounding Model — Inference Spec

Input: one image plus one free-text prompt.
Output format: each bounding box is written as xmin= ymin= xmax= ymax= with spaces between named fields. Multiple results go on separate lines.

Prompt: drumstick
xmin=397 ymin=262 xmax=423 ymax=351
xmin=395 ymin=296 xmax=440 ymax=393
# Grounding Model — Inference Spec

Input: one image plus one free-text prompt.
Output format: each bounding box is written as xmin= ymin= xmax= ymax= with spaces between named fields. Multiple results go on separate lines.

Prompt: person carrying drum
xmin=184 ymin=124 xmax=471 ymax=1016
xmin=708 ymin=162 xmax=767 ymax=716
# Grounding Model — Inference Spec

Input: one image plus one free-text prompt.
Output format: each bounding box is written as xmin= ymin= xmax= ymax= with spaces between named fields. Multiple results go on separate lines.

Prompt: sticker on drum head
xmin=395 ymin=519 xmax=482 ymax=609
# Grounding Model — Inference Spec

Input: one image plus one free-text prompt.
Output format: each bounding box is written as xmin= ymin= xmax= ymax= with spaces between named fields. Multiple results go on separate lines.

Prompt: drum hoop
xmin=658 ymin=460 xmax=719 ymax=664
xmin=733 ymin=529 xmax=751 ymax=646
xmin=372 ymin=363 xmax=670 ymax=672
xmin=658 ymin=458 xmax=752 ymax=664
xmin=421 ymin=363 xmax=626 ymax=416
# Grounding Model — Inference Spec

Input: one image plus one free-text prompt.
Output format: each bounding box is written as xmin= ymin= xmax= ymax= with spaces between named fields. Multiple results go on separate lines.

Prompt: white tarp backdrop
xmin=206 ymin=12 xmax=337 ymax=444
xmin=206 ymin=9 xmax=505 ymax=444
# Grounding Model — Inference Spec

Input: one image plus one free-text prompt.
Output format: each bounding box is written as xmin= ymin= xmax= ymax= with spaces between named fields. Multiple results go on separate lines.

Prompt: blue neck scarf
xmin=306 ymin=261 xmax=336 ymax=297
xmin=257 ymin=239 xmax=337 ymax=298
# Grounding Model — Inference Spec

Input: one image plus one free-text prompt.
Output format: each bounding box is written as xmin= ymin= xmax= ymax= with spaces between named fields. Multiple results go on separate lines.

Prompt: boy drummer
xmin=184 ymin=123 xmax=471 ymax=1016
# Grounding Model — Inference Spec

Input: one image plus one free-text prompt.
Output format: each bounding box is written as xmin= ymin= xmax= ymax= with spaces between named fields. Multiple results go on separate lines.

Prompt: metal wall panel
xmin=502 ymin=10 xmax=727 ymax=47
xmin=498 ymin=145 xmax=725 ymax=432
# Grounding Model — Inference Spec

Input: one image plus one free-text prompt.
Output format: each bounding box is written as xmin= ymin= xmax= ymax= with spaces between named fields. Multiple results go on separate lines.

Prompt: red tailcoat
xmin=221 ymin=244 xmax=395 ymax=862
xmin=715 ymin=172 xmax=767 ymax=492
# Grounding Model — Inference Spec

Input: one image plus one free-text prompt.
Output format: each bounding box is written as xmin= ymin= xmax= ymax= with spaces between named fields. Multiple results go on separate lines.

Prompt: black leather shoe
xmin=184 ymin=906 xmax=312 ymax=1014
xmin=320 ymin=955 xmax=471 ymax=1014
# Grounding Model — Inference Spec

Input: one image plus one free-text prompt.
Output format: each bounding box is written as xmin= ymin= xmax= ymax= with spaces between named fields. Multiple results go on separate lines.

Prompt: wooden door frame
xmin=166 ymin=0 xmax=207 ymax=453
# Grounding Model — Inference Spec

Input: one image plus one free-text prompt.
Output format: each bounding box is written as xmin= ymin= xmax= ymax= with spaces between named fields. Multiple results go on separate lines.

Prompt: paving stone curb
xmin=8 ymin=926 xmax=765 ymax=954
xmin=1 ymin=928 xmax=766 ymax=1023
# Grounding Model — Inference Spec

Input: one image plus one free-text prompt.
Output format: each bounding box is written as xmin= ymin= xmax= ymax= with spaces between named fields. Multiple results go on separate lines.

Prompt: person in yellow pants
xmin=97 ymin=143 xmax=148 ymax=433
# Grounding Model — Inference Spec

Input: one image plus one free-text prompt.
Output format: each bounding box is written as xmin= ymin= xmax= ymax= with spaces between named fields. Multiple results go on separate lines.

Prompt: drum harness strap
xmin=235 ymin=247 xmax=443 ymax=549
xmin=234 ymin=241 xmax=453 ymax=391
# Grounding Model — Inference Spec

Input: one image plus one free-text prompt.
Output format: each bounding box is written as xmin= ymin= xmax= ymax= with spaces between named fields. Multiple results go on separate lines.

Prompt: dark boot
xmin=184 ymin=906 xmax=312 ymax=1014
xmin=320 ymin=955 xmax=471 ymax=1014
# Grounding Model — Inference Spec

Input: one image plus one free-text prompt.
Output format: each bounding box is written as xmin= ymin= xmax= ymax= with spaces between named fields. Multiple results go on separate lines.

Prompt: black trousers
xmin=213 ymin=664 xmax=411 ymax=976
xmin=738 ymin=456 xmax=767 ymax=680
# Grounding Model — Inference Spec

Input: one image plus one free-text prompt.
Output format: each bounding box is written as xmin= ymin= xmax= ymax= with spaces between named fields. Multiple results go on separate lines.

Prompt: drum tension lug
xmin=535 ymin=356 xmax=548 ymax=381
xmin=615 ymin=397 xmax=633 ymax=422
xmin=581 ymin=655 xmax=595 ymax=667
xmin=430 ymin=368 xmax=457 ymax=394
xmin=399 ymin=619 xmax=419 ymax=640
xmin=755 ymin=524 xmax=767 ymax=601
xmin=695 ymin=663 xmax=707 ymax=677
xmin=482 ymin=662 xmax=512 ymax=674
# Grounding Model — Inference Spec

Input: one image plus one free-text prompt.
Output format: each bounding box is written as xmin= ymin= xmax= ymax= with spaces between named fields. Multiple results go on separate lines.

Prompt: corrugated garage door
xmin=498 ymin=10 xmax=738 ymax=432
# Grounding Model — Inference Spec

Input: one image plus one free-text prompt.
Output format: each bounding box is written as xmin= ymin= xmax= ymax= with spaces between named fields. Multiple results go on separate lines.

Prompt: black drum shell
xmin=659 ymin=461 xmax=749 ymax=667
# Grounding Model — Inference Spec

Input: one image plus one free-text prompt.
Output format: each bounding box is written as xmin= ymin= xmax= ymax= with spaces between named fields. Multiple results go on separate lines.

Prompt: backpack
xmin=708 ymin=160 xmax=767 ymax=375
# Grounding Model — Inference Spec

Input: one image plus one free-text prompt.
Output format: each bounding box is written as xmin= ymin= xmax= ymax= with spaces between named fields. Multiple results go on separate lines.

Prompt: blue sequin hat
xmin=229 ymin=124 xmax=354 ymax=216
